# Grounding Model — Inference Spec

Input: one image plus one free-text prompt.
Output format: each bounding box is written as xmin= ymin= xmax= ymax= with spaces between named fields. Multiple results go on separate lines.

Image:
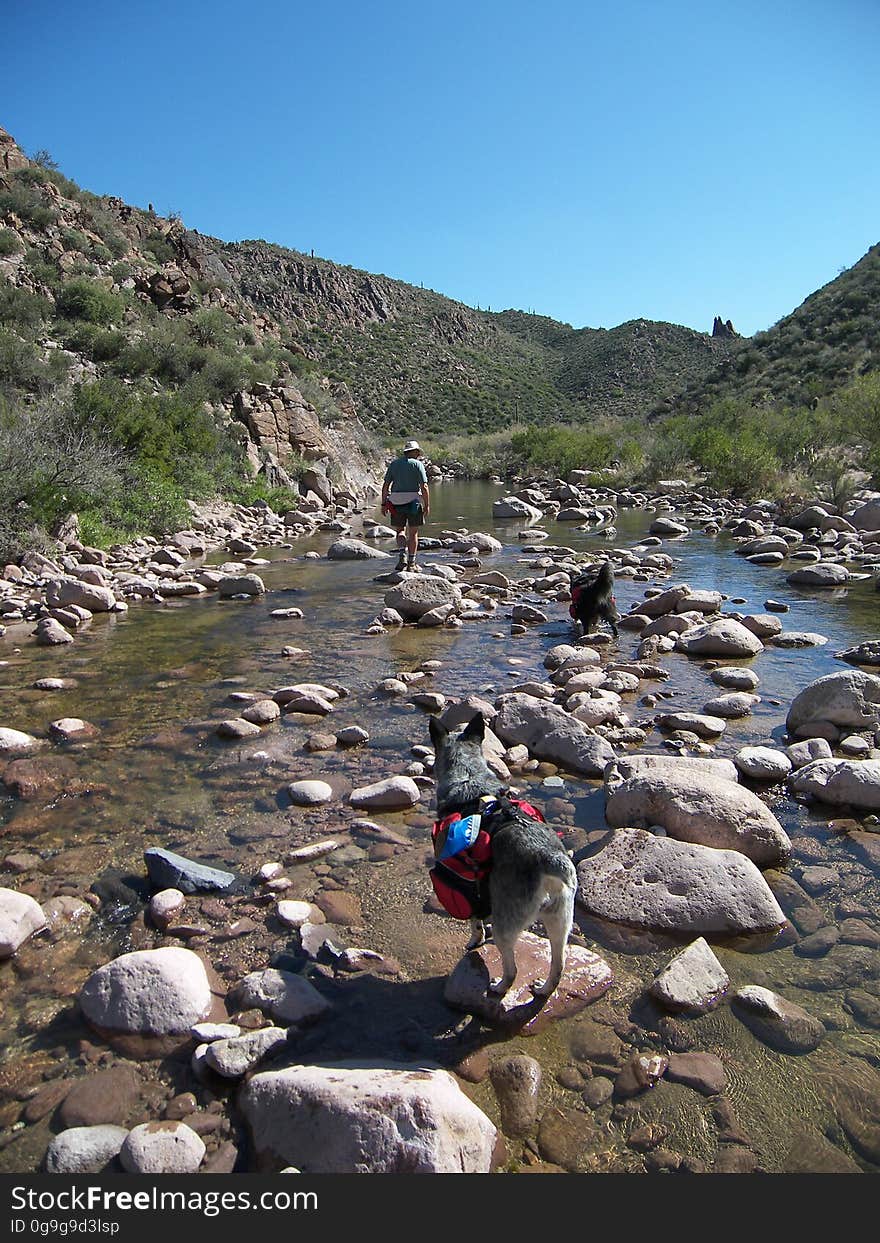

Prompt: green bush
xmin=55 ymin=277 xmax=123 ymax=325
xmin=144 ymin=232 xmax=176 ymax=264
xmin=0 ymin=228 xmax=22 ymax=256
xmin=0 ymin=285 xmax=52 ymax=329
xmin=0 ymin=182 xmax=57 ymax=229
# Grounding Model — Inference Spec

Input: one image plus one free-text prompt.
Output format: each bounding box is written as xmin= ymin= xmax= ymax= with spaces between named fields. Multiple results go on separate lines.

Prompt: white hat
xmin=404 ymin=440 xmax=422 ymax=453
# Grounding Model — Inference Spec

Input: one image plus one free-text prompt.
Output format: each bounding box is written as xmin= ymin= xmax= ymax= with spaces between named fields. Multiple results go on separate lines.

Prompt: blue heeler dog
xmin=429 ymin=713 xmax=577 ymax=999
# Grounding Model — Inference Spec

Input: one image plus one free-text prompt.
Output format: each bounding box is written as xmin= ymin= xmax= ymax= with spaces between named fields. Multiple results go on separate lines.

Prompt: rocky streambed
xmin=1 ymin=478 xmax=879 ymax=1175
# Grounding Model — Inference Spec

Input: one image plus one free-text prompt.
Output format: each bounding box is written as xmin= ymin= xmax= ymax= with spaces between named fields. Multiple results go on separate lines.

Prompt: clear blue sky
xmin=5 ymin=0 xmax=879 ymax=336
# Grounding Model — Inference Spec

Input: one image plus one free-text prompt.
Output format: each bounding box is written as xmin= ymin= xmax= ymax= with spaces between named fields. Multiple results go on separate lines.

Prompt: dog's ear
xmin=428 ymin=716 xmax=447 ymax=749
xmin=460 ymin=712 xmax=486 ymax=744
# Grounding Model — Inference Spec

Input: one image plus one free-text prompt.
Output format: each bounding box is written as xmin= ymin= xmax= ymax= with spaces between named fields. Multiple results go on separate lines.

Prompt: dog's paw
xmin=487 ymin=977 xmax=511 ymax=997
xmin=530 ymin=978 xmax=556 ymax=998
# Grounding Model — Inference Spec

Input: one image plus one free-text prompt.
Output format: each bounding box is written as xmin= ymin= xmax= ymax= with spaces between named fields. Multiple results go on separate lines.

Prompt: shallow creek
xmin=1 ymin=481 xmax=879 ymax=1173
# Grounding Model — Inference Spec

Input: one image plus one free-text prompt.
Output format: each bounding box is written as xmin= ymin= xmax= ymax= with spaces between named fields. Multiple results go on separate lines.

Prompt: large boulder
xmin=217 ymin=574 xmax=265 ymax=597
xmin=576 ymin=830 xmax=785 ymax=933
xmin=786 ymin=563 xmax=849 ymax=588
xmin=675 ymin=618 xmax=764 ymax=658
xmin=78 ymin=947 xmax=214 ymax=1037
xmin=492 ymin=693 xmax=615 ymax=777
xmin=605 ymin=754 xmax=739 ymax=786
xmin=788 ymin=758 xmax=880 ymax=810
xmin=850 ymin=499 xmax=880 ymax=531
xmin=604 ymin=770 xmax=790 ymax=867
xmin=786 ymin=669 xmax=880 ymax=738
xmin=493 ymin=496 xmax=543 ymax=521
xmin=45 ymin=578 xmax=116 ymax=612
xmin=383 ymin=577 xmax=462 ymax=620
xmin=240 ymin=1063 xmax=497 ymax=1172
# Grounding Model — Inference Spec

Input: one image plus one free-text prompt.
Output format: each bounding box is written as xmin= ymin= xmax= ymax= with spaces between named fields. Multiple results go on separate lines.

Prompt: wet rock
xmin=665 ymin=1052 xmax=725 ymax=1095
xmin=492 ymin=693 xmax=615 ymax=777
xmin=582 ymin=1077 xmax=614 ymax=1108
xmin=786 ymin=563 xmax=849 ymax=587
xmin=349 ymin=775 xmax=421 ymax=810
xmin=794 ymin=926 xmax=840 ymax=957
xmin=489 ymin=1054 xmax=542 ymax=1137
xmin=648 ymin=937 xmax=729 ymax=1013
xmin=60 ymin=1067 xmax=140 ymax=1128
xmin=614 ymin=1052 xmax=668 ymax=1099
xmin=232 ymin=968 xmax=331 ymax=1026
xmin=217 ymin=574 xmax=265 ymax=597
xmin=287 ymin=839 xmax=340 ymax=863
xmin=577 ymin=830 xmax=785 ymax=933
xmin=287 ymin=780 xmax=333 ymax=805
xmin=0 ymin=887 xmax=47 ymax=957
xmin=781 ymin=1132 xmax=863 ymax=1173
xmin=44 ymin=1125 xmax=129 ymax=1174
xmin=314 ymin=891 xmax=362 ymax=926
xmin=657 ymin=711 xmax=726 ymax=738
xmin=383 ymin=576 xmax=462 ymax=620
xmin=241 ymin=1063 xmax=497 ymax=1172
xmin=536 ymin=1106 xmax=598 ymax=1170
xmin=569 ymin=1018 xmax=624 ymax=1071
xmin=120 ymin=1121 xmax=205 ymax=1173
xmin=204 ymin=1027 xmax=289 ymax=1078
xmin=819 ymin=1063 xmax=880 ymax=1163
xmin=444 ymin=932 xmax=613 ymax=1031
xmin=702 ymin=693 xmax=758 ymax=719
xmin=216 ymin=717 xmax=263 ymax=739
xmin=34 ymin=617 xmax=74 ymax=645
xmin=710 ymin=666 xmax=760 ymax=691
xmin=79 ymin=947 xmax=214 ymax=1037
xmin=144 ymin=848 xmax=237 ymax=895
xmin=604 ymin=770 xmax=791 ymax=866
xmin=606 ymin=754 xmax=739 ymax=785
xmin=336 ymin=725 xmax=369 ymax=745
xmin=713 ymin=1145 xmax=761 ymax=1173
xmin=734 ymin=747 xmax=792 ymax=782
xmin=785 ymin=737 xmax=833 ymax=769
xmin=731 ymin=985 xmax=825 ymax=1053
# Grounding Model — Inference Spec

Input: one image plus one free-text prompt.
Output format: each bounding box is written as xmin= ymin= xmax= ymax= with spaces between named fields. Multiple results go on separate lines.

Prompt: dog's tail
xmin=540 ymin=852 xmax=577 ymax=893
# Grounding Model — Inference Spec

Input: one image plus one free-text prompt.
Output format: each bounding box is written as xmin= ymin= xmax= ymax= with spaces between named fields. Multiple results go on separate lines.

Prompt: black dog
xmin=569 ymin=561 xmax=620 ymax=638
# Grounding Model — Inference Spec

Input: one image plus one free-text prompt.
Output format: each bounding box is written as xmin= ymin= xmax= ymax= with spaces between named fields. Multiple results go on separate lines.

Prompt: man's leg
xmin=406 ymin=522 xmax=418 ymax=566
xmin=394 ymin=518 xmax=406 ymax=569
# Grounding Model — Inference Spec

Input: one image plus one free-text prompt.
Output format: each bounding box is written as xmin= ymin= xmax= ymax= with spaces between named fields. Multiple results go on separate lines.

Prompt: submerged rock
xmin=648 ymin=937 xmax=729 ymax=1014
xmin=731 ymin=985 xmax=825 ymax=1053
xmin=144 ymin=847 xmax=237 ymax=894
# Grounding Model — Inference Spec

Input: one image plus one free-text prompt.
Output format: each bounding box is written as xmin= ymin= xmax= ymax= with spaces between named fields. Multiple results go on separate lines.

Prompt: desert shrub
xmin=55 ymin=277 xmax=123 ymax=325
xmin=143 ymin=232 xmax=176 ymax=264
xmin=510 ymin=425 xmax=615 ymax=478
xmin=0 ymin=228 xmax=22 ymax=256
xmin=0 ymin=285 xmax=52 ymax=329
xmin=0 ymin=182 xmax=57 ymax=229
xmin=60 ymin=228 xmax=89 ymax=252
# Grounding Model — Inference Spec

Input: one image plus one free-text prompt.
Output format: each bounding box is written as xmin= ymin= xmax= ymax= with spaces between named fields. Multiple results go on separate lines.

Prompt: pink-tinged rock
xmin=349 ymin=775 xmax=421 ymax=810
xmin=241 ymin=1063 xmax=496 ymax=1172
xmin=665 ymin=1051 xmax=726 ymax=1095
xmin=444 ymin=931 xmax=613 ymax=1032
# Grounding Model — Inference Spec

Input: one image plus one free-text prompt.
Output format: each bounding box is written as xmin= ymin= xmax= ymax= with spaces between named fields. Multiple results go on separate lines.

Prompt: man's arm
xmin=420 ymin=481 xmax=430 ymax=516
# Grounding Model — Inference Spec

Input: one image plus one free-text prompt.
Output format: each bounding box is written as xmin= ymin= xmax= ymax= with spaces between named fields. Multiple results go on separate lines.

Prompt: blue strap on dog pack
xmin=438 ymin=814 xmax=483 ymax=860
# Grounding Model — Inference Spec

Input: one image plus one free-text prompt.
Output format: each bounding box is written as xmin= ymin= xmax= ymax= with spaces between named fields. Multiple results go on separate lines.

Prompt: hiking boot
xmin=395 ymin=550 xmax=407 ymax=571
xmin=406 ymin=558 xmax=418 ymax=572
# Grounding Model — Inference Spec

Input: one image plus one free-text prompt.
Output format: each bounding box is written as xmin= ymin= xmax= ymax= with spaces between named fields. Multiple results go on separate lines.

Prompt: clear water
xmin=1 ymin=480 xmax=878 ymax=1172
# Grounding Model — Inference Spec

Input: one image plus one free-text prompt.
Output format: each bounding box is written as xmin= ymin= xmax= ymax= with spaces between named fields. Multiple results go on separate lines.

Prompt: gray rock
xmin=217 ymin=573 xmax=265 ymax=596
xmin=79 ymin=947 xmax=213 ymax=1035
xmin=604 ymin=769 xmax=791 ymax=866
xmin=240 ymin=1062 xmax=497 ymax=1172
xmin=144 ymin=847 xmax=237 ymax=894
xmin=786 ymin=563 xmax=849 ymax=587
xmin=675 ymin=618 xmax=764 ymax=658
xmin=204 ymin=1026 xmax=289 ymax=1078
xmin=327 ymin=539 xmax=391 ymax=560
xmin=648 ymin=937 xmax=730 ymax=1013
xmin=605 ymin=754 xmax=739 ymax=785
xmin=232 ymin=968 xmax=331 ymax=1025
xmin=576 ymin=830 xmax=785 ymax=933
xmin=120 ymin=1121 xmax=205 ymax=1173
xmin=785 ymin=737 xmax=833 ymax=769
xmin=734 ymin=747 xmax=792 ymax=782
xmin=492 ymin=693 xmax=615 ymax=777
xmin=787 ymin=670 xmax=880 ymax=737
xmin=789 ymin=758 xmax=880 ymax=810
xmin=0 ymin=887 xmax=47 ymax=958
xmin=383 ymin=576 xmax=462 ymax=620
xmin=44 ymin=1125 xmax=129 ymax=1174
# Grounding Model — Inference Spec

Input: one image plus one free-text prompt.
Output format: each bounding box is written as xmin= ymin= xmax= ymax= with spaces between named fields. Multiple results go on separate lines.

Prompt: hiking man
xmin=381 ymin=439 xmax=431 ymax=571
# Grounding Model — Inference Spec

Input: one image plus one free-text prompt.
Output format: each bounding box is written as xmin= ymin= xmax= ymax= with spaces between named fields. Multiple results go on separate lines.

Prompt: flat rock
xmin=240 ymin=1062 xmax=497 ymax=1172
xmin=383 ymin=576 xmax=462 ymax=620
xmin=665 ymin=1051 xmax=726 ymax=1095
xmin=656 ymin=711 xmax=727 ymax=738
xmin=577 ymin=829 xmax=786 ymax=933
xmin=604 ymin=769 xmax=791 ymax=866
xmin=444 ymin=931 xmax=613 ymax=1032
xmin=327 ymin=539 xmax=391 ymax=560
xmin=217 ymin=574 xmax=265 ymax=597
xmin=216 ymin=717 xmax=262 ymax=739
xmin=144 ymin=847 xmax=237 ymax=894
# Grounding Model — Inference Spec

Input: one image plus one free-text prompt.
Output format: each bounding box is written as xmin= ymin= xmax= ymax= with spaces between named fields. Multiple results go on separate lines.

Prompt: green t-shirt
xmin=384 ymin=455 xmax=428 ymax=491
